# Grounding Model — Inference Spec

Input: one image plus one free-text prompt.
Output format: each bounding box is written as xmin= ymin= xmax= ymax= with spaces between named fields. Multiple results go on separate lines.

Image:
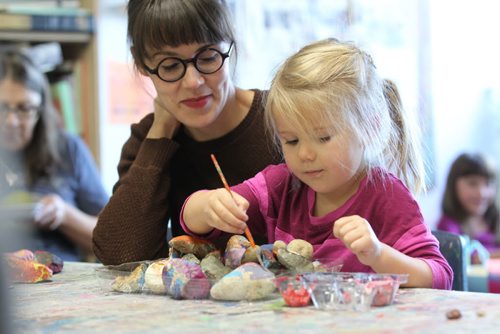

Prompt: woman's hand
xmin=333 ymin=215 xmax=382 ymax=266
xmin=147 ymin=97 xmax=181 ymax=139
xmin=33 ymin=194 xmax=68 ymax=231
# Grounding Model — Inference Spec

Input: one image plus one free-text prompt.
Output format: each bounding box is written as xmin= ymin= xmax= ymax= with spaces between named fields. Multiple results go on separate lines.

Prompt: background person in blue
xmin=0 ymin=50 xmax=109 ymax=261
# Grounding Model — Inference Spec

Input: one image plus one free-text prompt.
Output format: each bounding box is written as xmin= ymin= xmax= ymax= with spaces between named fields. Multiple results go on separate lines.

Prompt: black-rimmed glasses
xmin=144 ymin=42 xmax=233 ymax=83
xmin=0 ymin=103 xmax=40 ymax=121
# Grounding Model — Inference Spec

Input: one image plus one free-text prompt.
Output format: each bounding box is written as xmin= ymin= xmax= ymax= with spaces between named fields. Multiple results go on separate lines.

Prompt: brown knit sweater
xmin=92 ymin=90 xmax=281 ymax=265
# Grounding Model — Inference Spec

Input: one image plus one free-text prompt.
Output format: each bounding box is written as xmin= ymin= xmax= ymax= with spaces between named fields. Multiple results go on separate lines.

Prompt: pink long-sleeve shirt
xmin=182 ymin=164 xmax=453 ymax=289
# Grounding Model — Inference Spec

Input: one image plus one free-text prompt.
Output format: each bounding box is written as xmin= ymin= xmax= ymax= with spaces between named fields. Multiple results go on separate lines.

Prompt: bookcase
xmin=0 ymin=0 xmax=100 ymax=165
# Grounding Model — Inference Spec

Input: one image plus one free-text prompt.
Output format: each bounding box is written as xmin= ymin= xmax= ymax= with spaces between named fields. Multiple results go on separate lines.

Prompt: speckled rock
xmin=111 ymin=263 xmax=147 ymax=293
xmin=276 ymin=248 xmax=314 ymax=273
xmin=210 ymin=263 xmax=276 ymax=301
xmin=286 ymin=239 xmax=314 ymax=260
xmin=200 ymin=252 xmax=231 ymax=281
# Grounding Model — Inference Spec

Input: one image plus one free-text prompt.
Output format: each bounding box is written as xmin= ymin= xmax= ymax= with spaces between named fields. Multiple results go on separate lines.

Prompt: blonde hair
xmin=265 ymin=38 xmax=426 ymax=193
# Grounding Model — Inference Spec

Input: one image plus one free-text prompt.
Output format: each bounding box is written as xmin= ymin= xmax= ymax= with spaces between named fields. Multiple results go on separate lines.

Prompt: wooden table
xmin=10 ymin=262 xmax=500 ymax=333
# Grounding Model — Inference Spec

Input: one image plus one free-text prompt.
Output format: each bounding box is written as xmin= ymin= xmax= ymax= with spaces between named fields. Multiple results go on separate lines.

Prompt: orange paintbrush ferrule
xmin=210 ymin=154 xmax=256 ymax=248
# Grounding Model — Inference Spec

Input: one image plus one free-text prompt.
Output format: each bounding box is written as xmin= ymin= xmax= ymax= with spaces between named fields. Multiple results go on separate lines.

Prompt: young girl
xmin=181 ymin=38 xmax=452 ymax=289
xmin=438 ymin=153 xmax=499 ymax=258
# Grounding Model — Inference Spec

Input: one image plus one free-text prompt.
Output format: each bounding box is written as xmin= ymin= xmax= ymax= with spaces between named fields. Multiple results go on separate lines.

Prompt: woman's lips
xmin=181 ymin=95 xmax=211 ymax=109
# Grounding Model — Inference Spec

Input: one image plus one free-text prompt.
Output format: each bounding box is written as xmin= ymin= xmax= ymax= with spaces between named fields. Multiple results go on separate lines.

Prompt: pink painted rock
xmin=162 ymin=258 xmax=211 ymax=299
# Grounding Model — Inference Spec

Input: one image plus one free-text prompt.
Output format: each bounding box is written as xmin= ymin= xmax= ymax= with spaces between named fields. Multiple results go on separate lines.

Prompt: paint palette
xmin=274 ymin=274 xmax=311 ymax=307
xmin=301 ymin=272 xmax=408 ymax=311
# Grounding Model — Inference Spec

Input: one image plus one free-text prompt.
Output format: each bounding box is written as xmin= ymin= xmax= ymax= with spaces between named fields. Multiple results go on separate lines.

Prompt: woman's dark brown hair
xmin=0 ymin=50 xmax=62 ymax=185
xmin=442 ymin=153 xmax=499 ymax=238
xmin=127 ymin=0 xmax=236 ymax=70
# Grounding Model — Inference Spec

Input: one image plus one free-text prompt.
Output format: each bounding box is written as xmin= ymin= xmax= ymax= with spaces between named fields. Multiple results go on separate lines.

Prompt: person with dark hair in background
xmin=437 ymin=153 xmax=500 ymax=260
xmin=0 ymin=50 xmax=109 ymax=261
xmin=92 ymin=0 xmax=281 ymax=265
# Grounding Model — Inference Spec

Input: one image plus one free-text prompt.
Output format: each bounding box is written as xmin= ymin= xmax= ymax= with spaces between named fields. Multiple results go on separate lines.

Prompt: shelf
xmin=0 ymin=30 xmax=91 ymax=43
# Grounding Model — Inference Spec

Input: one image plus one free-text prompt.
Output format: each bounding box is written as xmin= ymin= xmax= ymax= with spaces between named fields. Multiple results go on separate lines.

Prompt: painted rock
xmin=259 ymin=244 xmax=282 ymax=271
xmin=276 ymin=248 xmax=314 ymax=273
xmin=144 ymin=259 xmax=169 ymax=294
xmin=112 ymin=263 xmax=147 ymax=293
xmin=224 ymin=235 xmax=250 ymax=268
xmin=5 ymin=256 xmax=52 ymax=283
xmin=181 ymin=253 xmax=201 ymax=265
xmin=273 ymin=240 xmax=287 ymax=254
xmin=162 ymin=258 xmax=211 ymax=300
xmin=200 ymin=252 xmax=232 ymax=281
xmin=5 ymin=249 xmax=34 ymax=261
xmin=241 ymin=245 xmax=261 ymax=264
xmin=210 ymin=262 xmax=276 ymax=301
xmin=34 ymin=250 xmax=64 ymax=274
xmin=168 ymin=235 xmax=217 ymax=259
xmin=286 ymin=239 xmax=313 ymax=260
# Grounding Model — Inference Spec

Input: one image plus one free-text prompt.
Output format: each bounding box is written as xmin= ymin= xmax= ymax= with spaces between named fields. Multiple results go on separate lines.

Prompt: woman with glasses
xmin=92 ymin=0 xmax=281 ymax=265
xmin=0 ymin=50 xmax=109 ymax=261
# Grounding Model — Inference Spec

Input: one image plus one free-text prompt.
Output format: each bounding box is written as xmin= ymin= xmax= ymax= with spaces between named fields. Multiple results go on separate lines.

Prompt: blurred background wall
xmin=96 ymin=0 xmax=500 ymax=228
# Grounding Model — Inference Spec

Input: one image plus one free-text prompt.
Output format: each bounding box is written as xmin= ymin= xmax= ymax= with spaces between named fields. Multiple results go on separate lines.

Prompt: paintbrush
xmin=210 ymin=154 xmax=256 ymax=248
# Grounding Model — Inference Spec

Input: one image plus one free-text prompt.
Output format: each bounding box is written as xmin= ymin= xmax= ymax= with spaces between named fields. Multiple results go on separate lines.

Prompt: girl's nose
xmin=298 ymin=142 xmax=316 ymax=161
xmin=181 ymin=64 xmax=205 ymax=89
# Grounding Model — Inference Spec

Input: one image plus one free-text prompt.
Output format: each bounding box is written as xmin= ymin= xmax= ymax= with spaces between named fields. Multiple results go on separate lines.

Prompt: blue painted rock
xmin=259 ymin=244 xmax=282 ymax=271
xmin=162 ymin=258 xmax=211 ymax=300
xmin=210 ymin=262 xmax=276 ymax=301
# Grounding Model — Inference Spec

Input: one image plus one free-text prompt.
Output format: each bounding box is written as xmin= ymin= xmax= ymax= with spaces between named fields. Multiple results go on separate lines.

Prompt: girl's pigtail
xmin=383 ymin=79 xmax=426 ymax=193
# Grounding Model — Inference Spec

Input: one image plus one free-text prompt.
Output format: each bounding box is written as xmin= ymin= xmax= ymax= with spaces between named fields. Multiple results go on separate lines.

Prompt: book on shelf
xmin=51 ymin=76 xmax=81 ymax=135
xmin=0 ymin=1 xmax=81 ymax=10
xmin=0 ymin=7 xmax=93 ymax=33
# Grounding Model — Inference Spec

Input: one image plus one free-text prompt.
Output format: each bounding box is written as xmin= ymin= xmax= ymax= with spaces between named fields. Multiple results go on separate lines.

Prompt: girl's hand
xmin=333 ymin=215 xmax=382 ymax=266
xmin=201 ymin=189 xmax=249 ymax=234
xmin=147 ymin=97 xmax=181 ymax=139
xmin=33 ymin=194 xmax=68 ymax=231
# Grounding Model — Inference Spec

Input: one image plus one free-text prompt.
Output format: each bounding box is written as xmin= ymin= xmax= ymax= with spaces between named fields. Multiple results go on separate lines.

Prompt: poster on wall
xmin=107 ymin=61 xmax=156 ymax=124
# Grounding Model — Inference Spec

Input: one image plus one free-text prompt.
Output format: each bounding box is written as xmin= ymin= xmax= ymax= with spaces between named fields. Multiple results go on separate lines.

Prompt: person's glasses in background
xmin=145 ymin=42 xmax=234 ymax=83
xmin=0 ymin=103 xmax=40 ymax=121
